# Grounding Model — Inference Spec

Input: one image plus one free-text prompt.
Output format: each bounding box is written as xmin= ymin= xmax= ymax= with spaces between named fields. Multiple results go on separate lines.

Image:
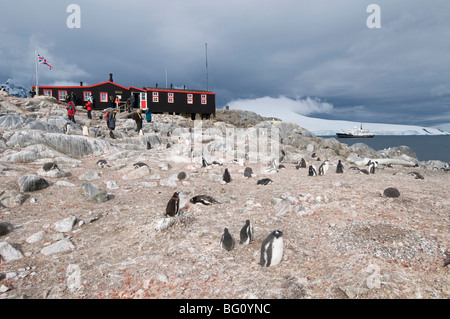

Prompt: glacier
xmin=226 ymin=98 xmax=450 ymax=136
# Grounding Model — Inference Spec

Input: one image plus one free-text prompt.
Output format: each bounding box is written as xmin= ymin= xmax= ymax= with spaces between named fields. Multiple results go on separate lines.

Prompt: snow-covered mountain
xmin=226 ymin=98 xmax=449 ymax=136
xmin=0 ymin=79 xmax=30 ymax=98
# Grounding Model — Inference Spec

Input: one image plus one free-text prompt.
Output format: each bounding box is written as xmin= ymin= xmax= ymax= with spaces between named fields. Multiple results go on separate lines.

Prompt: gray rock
xmin=79 ymin=170 xmax=100 ymax=181
xmin=0 ymin=114 xmax=25 ymax=130
xmin=378 ymin=145 xmax=417 ymax=159
xmin=6 ymin=131 xmax=114 ymax=159
xmin=0 ymin=241 xmax=23 ymax=262
xmin=105 ymin=180 xmax=120 ymax=189
xmin=55 ymin=181 xmax=76 ymax=187
xmin=53 ymin=216 xmax=77 ymax=233
xmin=383 ymin=187 xmax=400 ymax=198
xmin=37 ymin=167 xmax=66 ymax=178
xmin=0 ymin=190 xmax=28 ymax=208
xmin=26 ymin=231 xmax=46 ymax=244
xmin=18 ymin=174 xmax=49 ymax=192
xmin=349 ymin=143 xmax=378 ymax=157
xmin=0 ymin=222 xmax=10 ymax=236
xmin=40 ymin=239 xmax=75 ymax=256
xmin=81 ymin=182 xmax=110 ymax=203
xmin=122 ymin=166 xmax=150 ymax=180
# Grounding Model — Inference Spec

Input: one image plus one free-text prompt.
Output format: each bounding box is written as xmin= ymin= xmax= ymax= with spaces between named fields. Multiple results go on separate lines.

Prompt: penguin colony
xmin=161 ymin=154 xmax=409 ymax=268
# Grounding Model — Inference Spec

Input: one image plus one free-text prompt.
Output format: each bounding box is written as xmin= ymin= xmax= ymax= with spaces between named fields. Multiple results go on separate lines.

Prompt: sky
xmin=1 ymin=0 xmax=450 ymax=129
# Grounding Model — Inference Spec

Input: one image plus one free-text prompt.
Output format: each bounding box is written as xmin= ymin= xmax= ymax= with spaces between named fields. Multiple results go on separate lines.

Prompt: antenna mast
xmin=205 ymin=43 xmax=209 ymax=92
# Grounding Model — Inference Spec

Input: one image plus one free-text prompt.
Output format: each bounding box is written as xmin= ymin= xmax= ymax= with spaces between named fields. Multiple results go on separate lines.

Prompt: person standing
xmin=145 ymin=108 xmax=152 ymax=123
xmin=67 ymin=101 xmax=76 ymax=123
xmin=85 ymin=100 xmax=93 ymax=119
xmin=107 ymin=109 xmax=118 ymax=138
xmin=126 ymin=98 xmax=132 ymax=113
xmin=132 ymin=108 xmax=143 ymax=133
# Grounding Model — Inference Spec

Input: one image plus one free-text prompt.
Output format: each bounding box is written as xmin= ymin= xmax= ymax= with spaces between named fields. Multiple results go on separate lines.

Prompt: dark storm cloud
xmin=1 ymin=0 xmax=449 ymax=127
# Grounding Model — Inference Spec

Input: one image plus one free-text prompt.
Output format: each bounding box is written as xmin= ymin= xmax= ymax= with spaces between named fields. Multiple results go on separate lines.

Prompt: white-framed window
xmin=83 ymin=91 xmax=92 ymax=102
xmin=58 ymin=90 xmax=67 ymax=101
xmin=100 ymin=92 xmax=108 ymax=103
xmin=168 ymin=92 xmax=174 ymax=103
xmin=201 ymin=94 xmax=207 ymax=105
xmin=43 ymin=89 xmax=52 ymax=97
xmin=187 ymin=93 xmax=193 ymax=104
xmin=152 ymin=91 xmax=159 ymax=103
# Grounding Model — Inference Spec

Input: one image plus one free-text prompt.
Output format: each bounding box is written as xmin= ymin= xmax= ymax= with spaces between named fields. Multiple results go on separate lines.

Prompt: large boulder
xmin=18 ymin=174 xmax=49 ymax=192
xmin=6 ymin=131 xmax=115 ymax=159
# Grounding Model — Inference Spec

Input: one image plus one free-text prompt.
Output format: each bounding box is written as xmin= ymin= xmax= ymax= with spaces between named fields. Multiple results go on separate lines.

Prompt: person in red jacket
xmin=85 ymin=101 xmax=93 ymax=119
xmin=67 ymin=101 xmax=76 ymax=123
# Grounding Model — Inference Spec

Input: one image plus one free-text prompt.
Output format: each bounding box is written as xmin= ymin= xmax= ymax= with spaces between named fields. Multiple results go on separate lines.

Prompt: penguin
xmin=300 ymin=158 xmax=307 ymax=168
xmin=444 ymin=250 xmax=450 ymax=267
xmin=295 ymin=158 xmax=307 ymax=170
xmin=308 ymin=165 xmax=317 ymax=176
xmin=368 ymin=160 xmax=377 ymax=174
xmin=42 ymin=162 xmax=58 ymax=172
xmin=165 ymin=192 xmax=180 ymax=217
xmin=257 ymin=178 xmax=273 ymax=185
xmin=202 ymin=157 xmax=209 ymax=168
xmin=134 ymin=162 xmax=148 ymax=169
xmin=239 ymin=220 xmax=254 ymax=245
xmin=407 ymin=171 xmax=424 ymax=180
xmin=223 ymin=168 xmax=232 ymax=183
xmin=359 ymin=168 xmax=370 ymax=175
xmin=146 ymin=141 xmax=152 ymax=150
xmin=190 ymin=195 xmax=220 ymax=205
xmin=96 ymin=159 xmax=108 ymax=168
xmin=220 ymin=227 xmax=235 ymax=251
xmin=244 ymin=167 xmax=253 ymax=178
xmin=260 ymin=230 xmax=284 ymax=267
xmin=318 ymin=160 xmax=329 ymax=176
xmin=336 ymin=160 xmax=344 ymax=174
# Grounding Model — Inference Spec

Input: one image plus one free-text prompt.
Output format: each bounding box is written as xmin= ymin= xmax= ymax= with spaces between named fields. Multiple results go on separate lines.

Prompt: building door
xmin=140 ymin=92 xmax=147 ymax=110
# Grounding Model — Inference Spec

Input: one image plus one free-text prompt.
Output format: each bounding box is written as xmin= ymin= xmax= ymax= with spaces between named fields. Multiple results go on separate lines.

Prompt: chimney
xmin=80 ymin=82 xmax=83 ymax=86
xmin=109 ymin=73 xmax=113 ymax=82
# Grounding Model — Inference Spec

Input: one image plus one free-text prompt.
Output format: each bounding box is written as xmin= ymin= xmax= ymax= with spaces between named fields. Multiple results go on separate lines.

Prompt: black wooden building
xmin=33 ymin=74 xmax=216 ymax=118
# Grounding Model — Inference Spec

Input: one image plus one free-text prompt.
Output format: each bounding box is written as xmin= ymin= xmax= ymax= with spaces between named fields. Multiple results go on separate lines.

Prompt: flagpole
xmin=35 ymin=50 xmax=39 ymax=97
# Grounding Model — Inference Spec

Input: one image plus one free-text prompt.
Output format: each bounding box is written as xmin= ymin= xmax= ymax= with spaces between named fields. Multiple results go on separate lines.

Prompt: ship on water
xmin=336 ymin=124 xmax=374 ymax=138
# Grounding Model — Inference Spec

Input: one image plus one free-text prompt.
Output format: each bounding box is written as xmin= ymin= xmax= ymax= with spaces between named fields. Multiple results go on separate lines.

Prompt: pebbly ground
xmin=0 ymin=147 xmax=448 ymax=299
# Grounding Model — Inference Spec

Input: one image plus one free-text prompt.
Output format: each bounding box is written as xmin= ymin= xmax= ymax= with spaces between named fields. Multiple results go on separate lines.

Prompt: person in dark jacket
xmin=145 ymin=108 xmax=152 ymax=123
xmin=132 ymin=109 xmax=143 ymax=133
xmin=126 ymin=98 xmax=132 ymax=113
xmin=108 ymin=109 xmax=117 ymax=131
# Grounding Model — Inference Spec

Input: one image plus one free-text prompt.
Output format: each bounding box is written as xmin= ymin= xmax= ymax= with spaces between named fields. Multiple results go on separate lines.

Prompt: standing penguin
xmin=223 ymin=168 xmax=232 ymax=183
xmin=308 ymin=165 xmax=317 ymax=176
xmin=165 ymin=192 xmax=180 ymax=217
xmin=368 ymin=160 xmax=377 ymax=174
xmin=239 ymin=220 xmax=254 ymax=245
xmin=260 ymin=230 xmax=284 ymax=267
xmin=336 ymin=160 xmax=344 ymax=174
xmin=220 ymin=227 xmax=235 ymax=251
xmin=318 ymin=160 xmax=329 ymax=176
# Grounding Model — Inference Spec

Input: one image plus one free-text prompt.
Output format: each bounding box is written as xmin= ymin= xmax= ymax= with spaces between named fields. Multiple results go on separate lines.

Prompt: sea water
xmin=324 ymin=135 xmax=450 ymax=162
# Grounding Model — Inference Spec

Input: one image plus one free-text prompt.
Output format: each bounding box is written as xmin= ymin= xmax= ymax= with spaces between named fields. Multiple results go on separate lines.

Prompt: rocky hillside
xmin=0 ymin=91 xmax=448 ymax=299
